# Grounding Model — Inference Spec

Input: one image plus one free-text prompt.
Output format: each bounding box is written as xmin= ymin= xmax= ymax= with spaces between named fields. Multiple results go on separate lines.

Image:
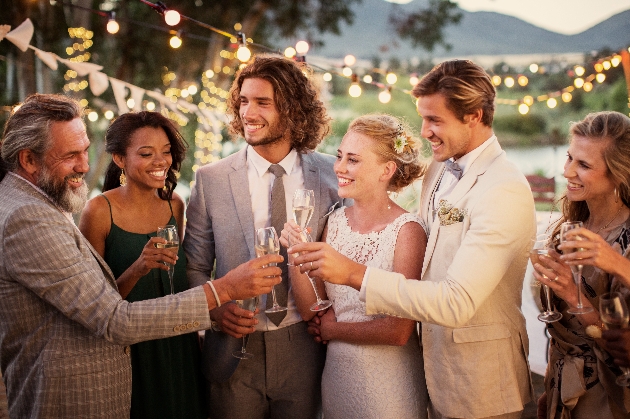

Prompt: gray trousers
xmin=208 ymin=321 xmax=325 ymax=419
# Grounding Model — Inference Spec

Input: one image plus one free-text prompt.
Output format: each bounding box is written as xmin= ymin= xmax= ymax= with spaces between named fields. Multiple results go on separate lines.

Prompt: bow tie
xmin=444 ymin=159 xmax=463 ymax=180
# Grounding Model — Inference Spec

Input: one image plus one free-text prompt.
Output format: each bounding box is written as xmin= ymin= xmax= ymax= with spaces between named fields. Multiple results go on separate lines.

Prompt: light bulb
xmin=378 ymin=89 xmax=391 ymax=104
xmin=87 ymin=111 xmax=98 ymax=122
xmin=236 ymin=46 xmax=251 ymax=62
xmin=547 ymin=98 xmax=557 ymax=109
xmin=284 ymin=47 xmax=296 ymax=58
xmin=344 ymin=55 xmax=356 ymax=67
xmin=295 ymin=41 xmax=309 ymax=55
xmin=170 ymin=35 xmax=182 ymax=49
xmin=164 ymin=10 xmax=181 ymax=26
xmin=104 ymin=110 xmax=114 ymax=120
xmin=362 ymin=75 xmax=372 ymax=84
xmin=342 ymin=67 xmax=353 ymax=77
xmin=348 ymin=83 xmax=362 ymax=98
xmin=386 ymin=73 xmax=397 ymax=85
xmin=322 ymin=72 xmax=332 ymax=82
xmin=106 ymin=19 xmax=119 ymax=34
xmin=518 ymin=104 xmax=529 ymax=115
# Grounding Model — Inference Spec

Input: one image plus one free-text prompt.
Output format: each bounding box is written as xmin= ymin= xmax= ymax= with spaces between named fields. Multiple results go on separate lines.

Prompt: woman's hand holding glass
xmin=532 ymin=246 xmax=583 ymax=310
xmin=530 ymin=234 xmax=562 ymax=323
xmin=599 ymin=292 xmax=630 ymax=385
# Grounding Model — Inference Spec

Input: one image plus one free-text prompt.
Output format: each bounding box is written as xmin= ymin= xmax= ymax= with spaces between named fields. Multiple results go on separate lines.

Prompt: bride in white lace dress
xmin=283 ymin=114 xmax=429 ymax=419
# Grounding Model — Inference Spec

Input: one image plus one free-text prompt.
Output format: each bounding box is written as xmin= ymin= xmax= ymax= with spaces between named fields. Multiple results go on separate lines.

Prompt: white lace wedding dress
xmin=322 ymin=207 xmax=428 ymax=419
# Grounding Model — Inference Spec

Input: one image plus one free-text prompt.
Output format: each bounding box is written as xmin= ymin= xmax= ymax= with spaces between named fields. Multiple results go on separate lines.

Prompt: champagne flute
xmin=255 ymin=227 xmax=287 ymax=313
xmin=530 ymin=234 xmax=562 ymax=323
xmin=232 ymin=296 xmax=258 ymax=359
xmin=292 ymin=189 xmax=315 ymax=231
xmin=288 ymin=231 xmax=332 ymax=312
xmin=599 ymin=292 xmax=630 ymax=385
xmin=156 ymin=225 xmax=179 ymax=295
xmin=560 ymin=221 xmax=592 ymax=314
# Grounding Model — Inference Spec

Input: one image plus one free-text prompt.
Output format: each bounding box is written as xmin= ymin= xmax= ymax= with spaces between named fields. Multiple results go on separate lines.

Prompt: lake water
xmin=504 ymin=144 xmax=569 ymax=182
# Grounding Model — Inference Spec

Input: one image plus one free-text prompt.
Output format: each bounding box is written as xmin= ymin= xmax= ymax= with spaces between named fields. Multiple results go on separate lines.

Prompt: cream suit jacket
xmin=364 ymin=139 xmax=536 ymax=418
xmin=0 ymin=174 xmax=212 ymax=418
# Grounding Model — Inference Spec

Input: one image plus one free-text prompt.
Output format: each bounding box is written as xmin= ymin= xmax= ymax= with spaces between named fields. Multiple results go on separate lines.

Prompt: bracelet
xmin=206 ymin=280 xmax=221 ymax=308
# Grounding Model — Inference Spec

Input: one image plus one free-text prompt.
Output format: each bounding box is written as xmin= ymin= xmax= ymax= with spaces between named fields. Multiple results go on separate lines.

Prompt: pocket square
xmin=437 ymin=199 xmax=467 ymax=226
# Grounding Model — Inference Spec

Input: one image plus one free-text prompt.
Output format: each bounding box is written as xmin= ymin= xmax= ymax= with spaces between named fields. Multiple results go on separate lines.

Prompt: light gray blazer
xmin=0 ymin=174 xmax=212 ymax=419
xmin=184 ymin=147 xmax=343 ymax=382
xmin=364 ymin=140 xmax=537 ymax=418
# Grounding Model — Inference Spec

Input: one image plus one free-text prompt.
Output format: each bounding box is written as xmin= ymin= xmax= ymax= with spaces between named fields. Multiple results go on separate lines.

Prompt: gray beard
xmin=37 ymin=167 xmax=88 ymax=213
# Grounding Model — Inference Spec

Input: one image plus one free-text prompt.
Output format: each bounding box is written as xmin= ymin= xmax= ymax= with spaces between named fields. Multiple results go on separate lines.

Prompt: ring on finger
xmin=553 ymin=276 xmax=559 ymax=282
xmin=310 ymin=261 xmax=314 ymax=270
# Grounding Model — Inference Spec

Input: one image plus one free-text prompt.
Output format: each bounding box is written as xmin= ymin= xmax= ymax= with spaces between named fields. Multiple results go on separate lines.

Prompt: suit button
xmin=193 ymin=321 xmax=200 ymax=327
xmin=187 ymin=322 xmax=193 ymax=329
xmin=124 ymin=346 xmax=131 ymax=355
xmin=173 ymin=325 xmax=180 ymax=332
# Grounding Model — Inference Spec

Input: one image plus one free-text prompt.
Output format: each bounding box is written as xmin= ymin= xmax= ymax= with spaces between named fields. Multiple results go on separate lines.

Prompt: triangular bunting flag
xmin=5 ymin=18 xmax=34 ymax=51
xmin=109 ymin=78 xmax=130 ymax=114
xmin=89 ymin=71 xmax=109 ymax=96
xmin=31 ymin=47 xmax=58 ymax=70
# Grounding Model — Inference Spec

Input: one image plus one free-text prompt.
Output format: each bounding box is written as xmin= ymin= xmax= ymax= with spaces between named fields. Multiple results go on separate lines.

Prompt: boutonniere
xmin=437 ymin=199 xmax=467 ymax=226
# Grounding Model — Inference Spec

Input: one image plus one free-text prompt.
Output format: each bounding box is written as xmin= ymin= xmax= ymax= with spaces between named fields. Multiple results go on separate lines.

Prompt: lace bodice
xmin=325 ymin=207 xmax=425 ymax=323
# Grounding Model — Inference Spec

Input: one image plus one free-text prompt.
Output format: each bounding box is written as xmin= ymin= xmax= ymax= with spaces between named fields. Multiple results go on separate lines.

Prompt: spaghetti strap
xmin=100 ymin=194 xmax=114 ymax=225
xmin=167 ymin=199 xmax=174 ymax=217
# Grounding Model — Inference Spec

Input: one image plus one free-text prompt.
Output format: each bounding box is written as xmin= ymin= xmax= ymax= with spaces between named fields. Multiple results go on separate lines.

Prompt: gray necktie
xmin=267 ymin=164 xmax=288 ymax=325
xmin=444 ymin=159 xmax=463 ymax=180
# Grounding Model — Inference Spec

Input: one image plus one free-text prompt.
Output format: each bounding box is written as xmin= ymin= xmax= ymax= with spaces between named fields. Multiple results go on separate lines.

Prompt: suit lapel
xmin=420 ymin=140 xmax=504 ymax=277
xmin=229 ymin=148 xmax=256 ymax=259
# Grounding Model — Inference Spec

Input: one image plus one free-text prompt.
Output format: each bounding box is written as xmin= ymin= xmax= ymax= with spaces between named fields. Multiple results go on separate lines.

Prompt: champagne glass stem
xmin=270 ymin=287 xmax=279 ymax=307
xmin=575 ymin=266 xmax=585 ymax=309
xmin=544 ymin=284 xmax=554 ymax=313
xmin=309 ymin=275 xmax=324 ymax=304
xmin=168 ymin=267 xmax=175 ymax=295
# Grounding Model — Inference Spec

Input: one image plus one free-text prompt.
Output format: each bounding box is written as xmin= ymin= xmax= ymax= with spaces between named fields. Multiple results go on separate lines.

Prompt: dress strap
xmin=100 ymin=194 xmax=114 ymax=225
xmin=167 ymin=199 xmax=174 ymax=217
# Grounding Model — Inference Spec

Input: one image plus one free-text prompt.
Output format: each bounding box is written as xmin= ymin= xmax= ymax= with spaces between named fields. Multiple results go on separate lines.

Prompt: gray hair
xmin=1 ymin=94 xmax=83 ymax=179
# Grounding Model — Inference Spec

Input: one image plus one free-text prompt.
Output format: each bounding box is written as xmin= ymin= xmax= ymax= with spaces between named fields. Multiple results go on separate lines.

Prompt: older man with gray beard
xmin=0 ymin=93 xmax=282 ymax=419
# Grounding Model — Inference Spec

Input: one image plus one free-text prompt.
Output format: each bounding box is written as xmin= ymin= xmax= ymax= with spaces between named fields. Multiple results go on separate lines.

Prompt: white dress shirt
xmin=246 ymin=146 xmax=304 ymax=331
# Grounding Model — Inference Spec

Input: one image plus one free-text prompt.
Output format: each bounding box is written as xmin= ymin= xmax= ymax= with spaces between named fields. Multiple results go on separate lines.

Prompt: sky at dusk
xmin=385 ymin=0 xmax=630 ymax=35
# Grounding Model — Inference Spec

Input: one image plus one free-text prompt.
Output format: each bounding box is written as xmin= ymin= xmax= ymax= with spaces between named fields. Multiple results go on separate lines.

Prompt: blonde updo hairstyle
xmin=347 ymin=113 xmax=426 ymax=192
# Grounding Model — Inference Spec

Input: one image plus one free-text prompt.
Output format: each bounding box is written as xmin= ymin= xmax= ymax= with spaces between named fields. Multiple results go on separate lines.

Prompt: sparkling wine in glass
xmin=255 ymin=227 xmax=287 ymax=313
xmin=292 ymin=189 xmax=315 ymax=231
xmin=599 ymin=292 xmax=630 ymax=385
xmin=560 ymin=221 xmax=592 ymax=314
xmin=288 ymin=231 xmax=332 ymax=312
xmin=530 ymin=234 xmax=562 ymax=323
xmin=232 ymin=296 xmax=258 ymax=359
xmin=156 ymin=225 xmax=179 ymax=295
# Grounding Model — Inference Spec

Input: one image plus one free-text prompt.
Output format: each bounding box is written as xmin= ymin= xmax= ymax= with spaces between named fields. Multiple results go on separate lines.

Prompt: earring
xmin=119 ymin=168 xmax=127 ymax=187
xmin=615 ymin=187 xmax=619 ymax=203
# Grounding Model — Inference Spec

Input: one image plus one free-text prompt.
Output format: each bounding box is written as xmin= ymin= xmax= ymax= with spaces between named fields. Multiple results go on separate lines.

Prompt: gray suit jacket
xmin=0 ymin=174 xmax=212 ymax=419
xmin=184 ymin=148 xmax=343 ymax=382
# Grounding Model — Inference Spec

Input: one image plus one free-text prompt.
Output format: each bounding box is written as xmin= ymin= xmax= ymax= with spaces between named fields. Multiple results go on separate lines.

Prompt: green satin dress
xmin=101 ymin=195 xmax=206 ymax=419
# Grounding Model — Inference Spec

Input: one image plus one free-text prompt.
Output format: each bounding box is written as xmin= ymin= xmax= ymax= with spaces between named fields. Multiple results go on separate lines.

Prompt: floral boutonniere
xmin=437 ymin=199 xmax=467 ymax=226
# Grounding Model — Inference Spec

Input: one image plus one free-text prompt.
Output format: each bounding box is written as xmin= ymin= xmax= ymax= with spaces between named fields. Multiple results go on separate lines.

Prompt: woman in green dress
xmin=79 ymin=111 xmax=206 ymax=419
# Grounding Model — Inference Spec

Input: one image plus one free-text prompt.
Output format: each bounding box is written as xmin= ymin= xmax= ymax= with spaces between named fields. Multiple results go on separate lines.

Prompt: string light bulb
xmin=362 ymin=74 xmax=372 ymax=83
xmin=342 ymin=67 xmax=353 ymax=77
xmin=322 ymin=72 xmax=332 ymax=82
xmin=87 ymin=111 xmax=98 ymax=122
xmin=596 ymin=73 xmax=606 ymax=83
xmin=164 ymin=10 xmax=181 ymax=26
xmin=574 ymin=66 xmax=585 ymax=76
xmin=344 ymin=55 xmax=356 ymax=67
xmin=169 ymin=31 xmax=183 ymax=48
xmin=378 ymin=88 xmax=392 ymax=104
xmin=284 ymin=47 xmax=296 ymax=58
xmin=504 ymin=77 xmax=515 ymax=88
xmin=529 ymin=63 xmax=538 ymax=73
xmin=518 ymin=104 xmax=529 ymax=115
xmin=235 ymin=32 xmax=251 ymax=62
xmin=547 ymin=98 xmax=557 ymax=109
xmin=295 ymin=41 xmax=309 ymax=55
xmin=106 ymin=12 xmax=119 ymax=34
xmin=348 ymin=75 xmax=361 ymax=98
xmin=409 ymin=73 xmax=419 ymax=86
xmin=385 ymin=72 xmax=397 ymax=85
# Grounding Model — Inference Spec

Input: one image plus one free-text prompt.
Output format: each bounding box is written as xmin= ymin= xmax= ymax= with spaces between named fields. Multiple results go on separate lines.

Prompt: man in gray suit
xmin=0 ymin=93 xmax=281 ymax=418
xmin=184 ymin=55 xmax=344 ymax=419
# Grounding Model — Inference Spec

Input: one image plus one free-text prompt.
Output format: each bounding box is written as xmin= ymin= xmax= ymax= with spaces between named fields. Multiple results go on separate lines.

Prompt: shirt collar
xmin=246 ymin=145 xmax=298 ymax=177
xmin=450 ymin=134 xmax=497 ymax=175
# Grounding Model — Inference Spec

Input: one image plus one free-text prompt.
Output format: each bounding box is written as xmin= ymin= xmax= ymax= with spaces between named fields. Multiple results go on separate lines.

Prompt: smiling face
xmin=416 ymin=93 xmax=476 ymax=162
xmin=564 ymin=134 xmax=616 ymax=204
xmin=334 ymin=131 xmax=392 ymax=200
xmin=116 ymin=126 xmax=172 ymax=190
xmin=36 ymin=118 xmax=90 ymax=213
xmin=239 ymin=77 xmax=288 ymax=148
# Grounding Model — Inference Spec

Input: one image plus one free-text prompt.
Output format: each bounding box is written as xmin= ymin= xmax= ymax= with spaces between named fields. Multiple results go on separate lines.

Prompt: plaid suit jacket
xmin=0 ymin=174 xmax=211 ymax=418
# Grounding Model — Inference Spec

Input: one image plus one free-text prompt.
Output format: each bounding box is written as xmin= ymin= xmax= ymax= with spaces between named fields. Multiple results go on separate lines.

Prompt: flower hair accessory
xmin=394 ymin=124 xmax=408 ymax=154
xmin=437 ymin=199 xmax=467 ymax=226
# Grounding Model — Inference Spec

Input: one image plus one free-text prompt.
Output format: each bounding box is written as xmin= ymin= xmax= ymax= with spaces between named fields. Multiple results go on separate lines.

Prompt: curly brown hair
xmin=347 ymin=114 xmax=427 ymax=192
xmin=226 ymin=55 xmax=331 ymax=153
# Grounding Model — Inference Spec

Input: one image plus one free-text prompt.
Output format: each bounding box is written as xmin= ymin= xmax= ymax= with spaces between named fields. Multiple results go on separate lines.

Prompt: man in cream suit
xmin=0 ymin=94 xmax=281 ymax=418
xmin=294 ymin=60 xmax=536 ymax=418
xmin=184 ymin=56 xmax=343 ymax=419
